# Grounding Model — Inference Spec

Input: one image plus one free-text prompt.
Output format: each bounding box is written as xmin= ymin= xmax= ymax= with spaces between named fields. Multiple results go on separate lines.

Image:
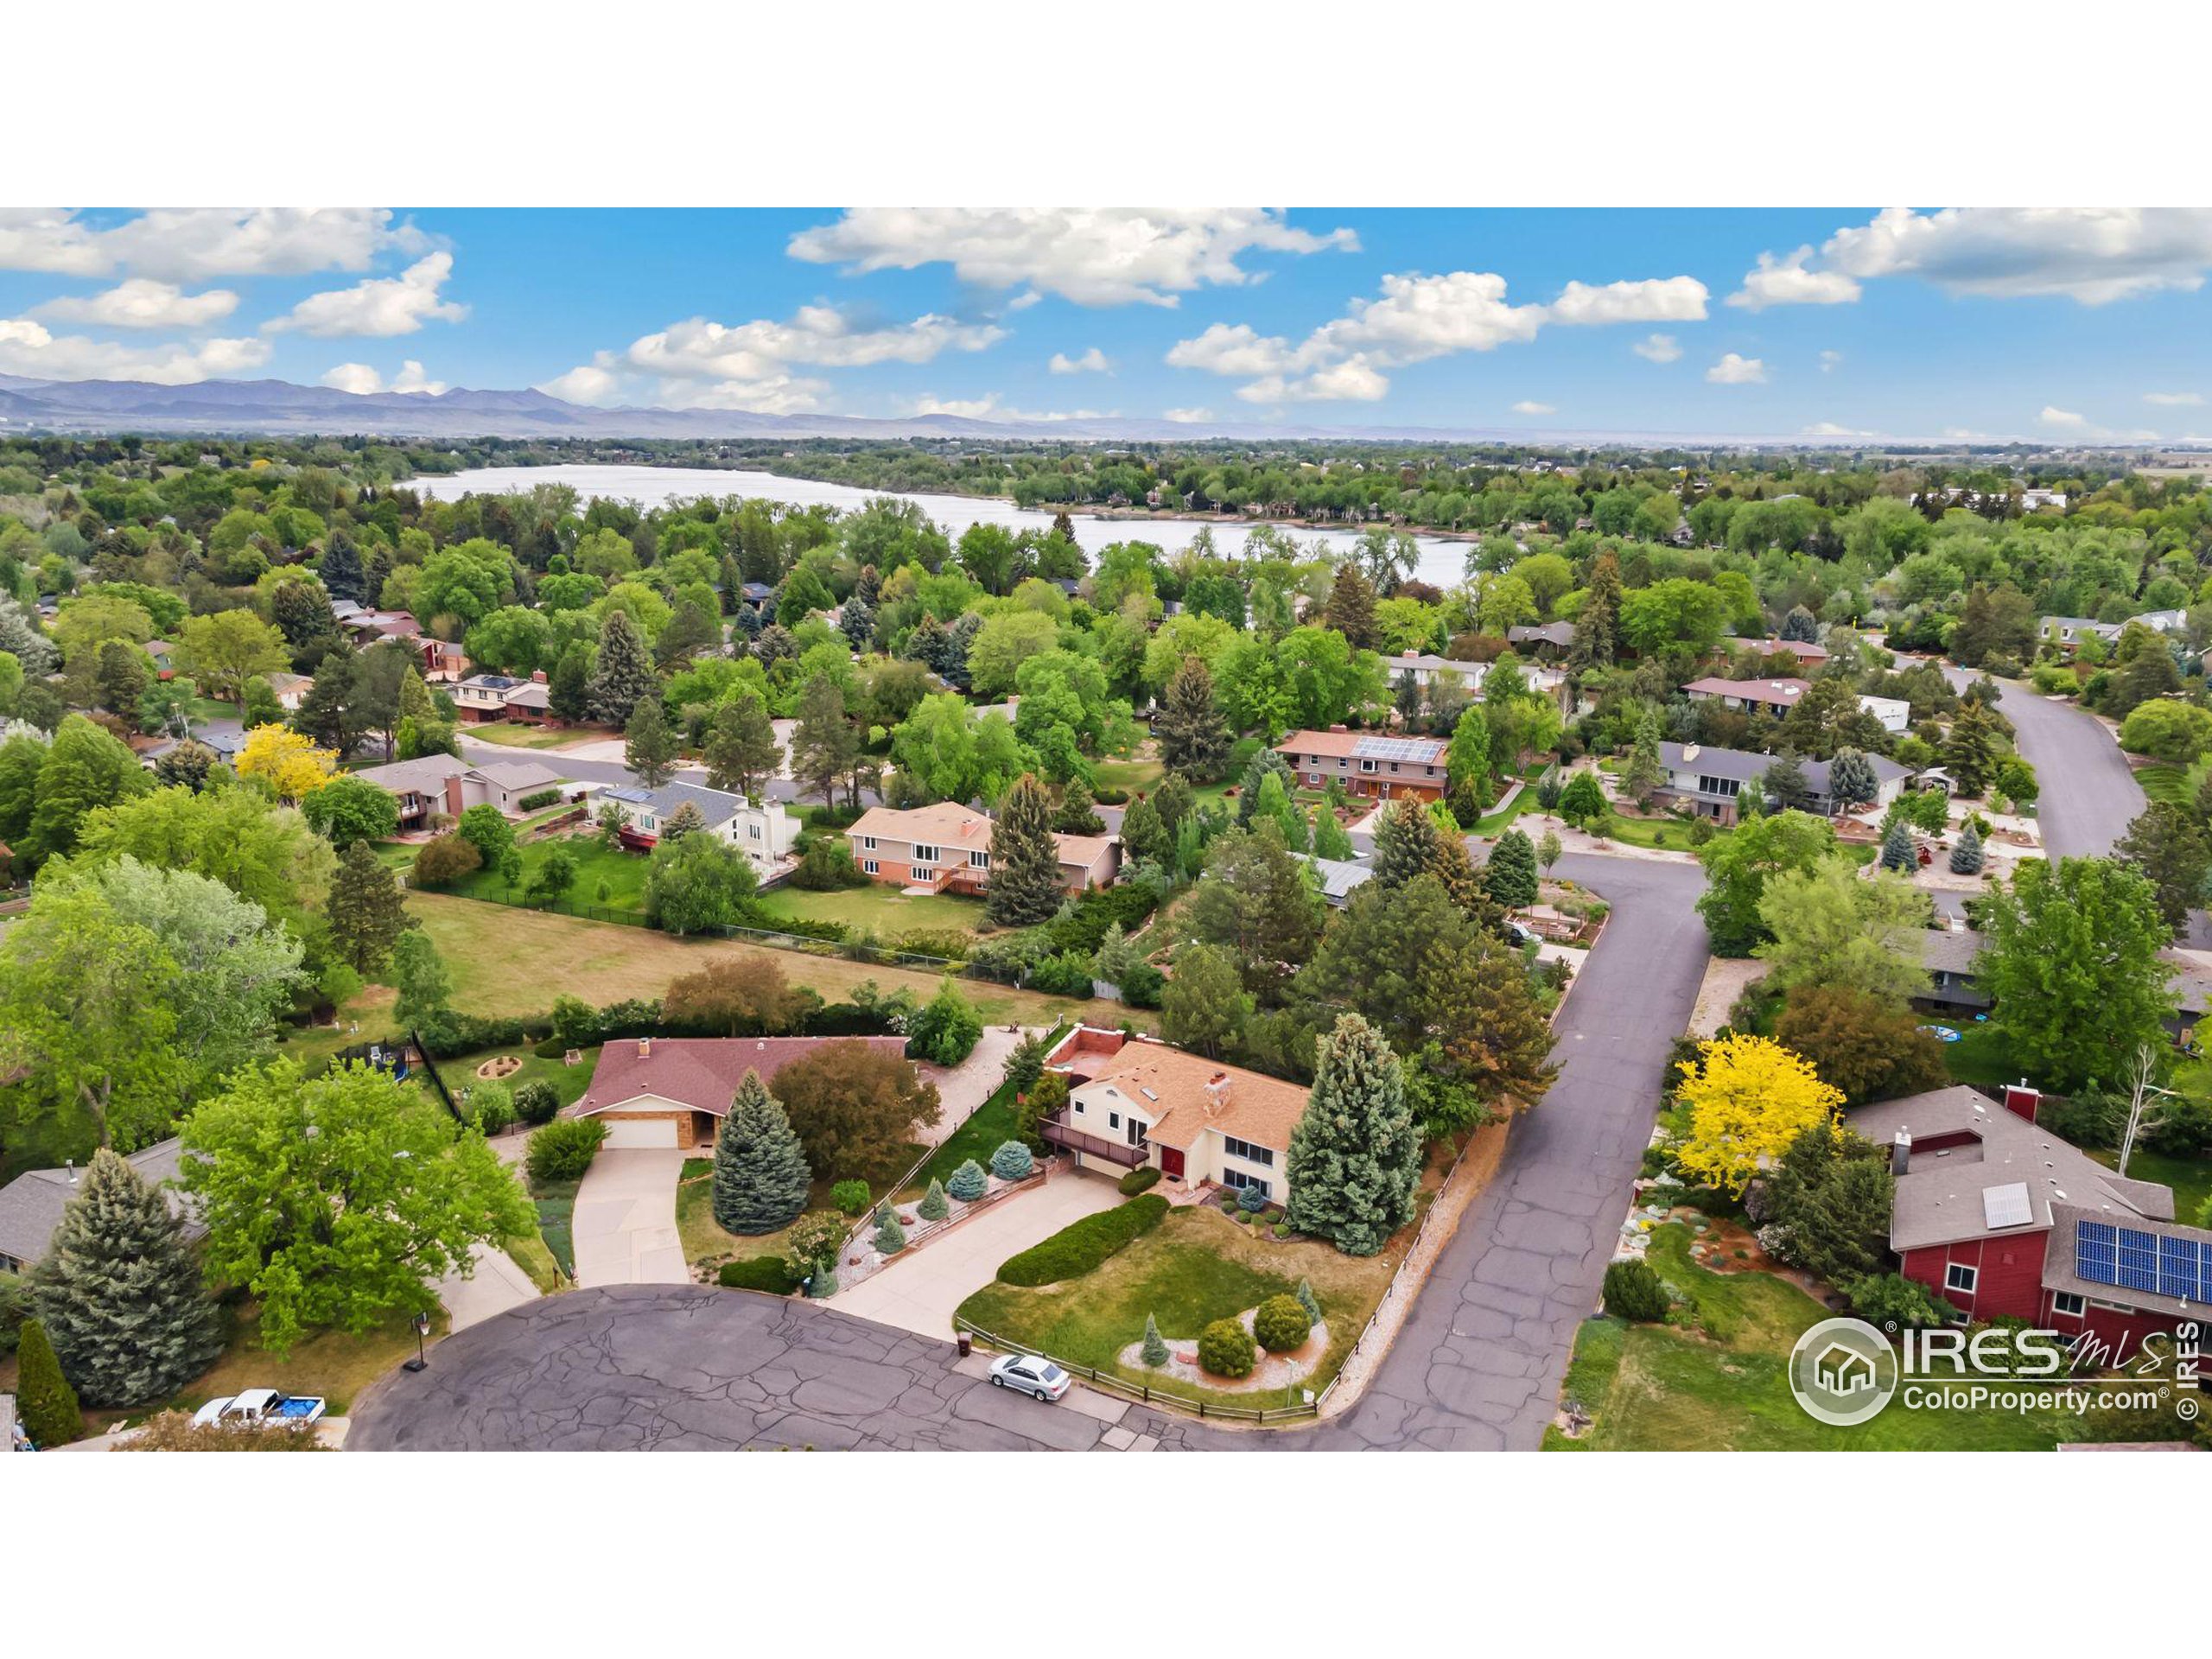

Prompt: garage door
xmin=601 ymin=1117 xmax=680 ymax=1148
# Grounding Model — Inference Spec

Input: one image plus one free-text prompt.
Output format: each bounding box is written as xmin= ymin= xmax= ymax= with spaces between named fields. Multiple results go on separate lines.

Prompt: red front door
xmin=1158 ymin=1147 xmax=1185 ymax=1179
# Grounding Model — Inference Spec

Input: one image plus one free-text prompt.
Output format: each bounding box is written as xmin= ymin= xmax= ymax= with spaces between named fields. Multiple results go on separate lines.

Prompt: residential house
xmin=1858 ymin=694 xmax=1911 ymax=734
xmin=265 ymin=671 xmax=313 ymax=712
xmin=1652 ymin=741 xmax=1912 ymax=823
xmin=1038 ymin=1027 xmax=1308 ymax=1207
xmin=143 ymin=639 xmax=175 ymax=681
xmin=354 ymin=753 xmax=570 ymax=830
xmin=736 ymin=581 xmax=776 ymax=613
xmin=1682 ymin=676 xmax=1808 ymax=720
xmin=1506 ymin=621 xmax=1576 ymax=658
xmin=1917 ymin=927 xmax=1993 ymax=1014
xmin=1275 ymin=728 xmax=1448 ymax=802
xmin=418 ymin=639 xmax=467 ymax=682
xmin=454 ymin=670 xmax=556 ymax=724
xmin=1293 ymin=851 xmax=1374 ymax=908
xmin=569 ymin=1034 xmax=910 ymax=1148
xmin=1848 ymin=1085 xmax=2212 ymax=1355
xmin=340 ymin=607 xmax=421 ymax=645
xmin=582 ymin=779 xmax=797 ymax=870
xmin=2039 ymin=615 xmax=2121 ymax=652
xmin=0 ymin=1139 xmax=201 ymax=1273
xmin=1382 ymin=648 xmax=1493 ymax=691
xmin=843 ymin=801 xmax=1118 ymax=894
xmin=1729 ymin=636 xmax=1829 ymax=667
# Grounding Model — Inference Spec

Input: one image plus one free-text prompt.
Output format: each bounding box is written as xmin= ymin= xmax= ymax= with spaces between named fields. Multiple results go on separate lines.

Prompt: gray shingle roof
xmin=0 ymin=1140 xmax=202 ymax=1270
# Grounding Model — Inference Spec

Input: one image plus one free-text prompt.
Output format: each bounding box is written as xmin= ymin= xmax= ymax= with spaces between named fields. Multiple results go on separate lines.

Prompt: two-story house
xmin=582 ymin=780 xmax=797 ymax=870
xmin=842 ymin=802 xmax=1120 ymax=894
xmin=1274 ymin=728 xmax=1448 ymax=802
xmin=454 ymin=670 xmax=555 ymax=724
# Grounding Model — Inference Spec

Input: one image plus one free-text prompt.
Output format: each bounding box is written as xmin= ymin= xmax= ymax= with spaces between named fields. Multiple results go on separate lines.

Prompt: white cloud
xmin=789 ymin=207 xmax=1358 ymax=308
xmin=0 ymin=207 xmax=425 ymax=283
xmin=389 ymin=360 xmax=445 ymax=395
xmin=1734 ymin=208 xmax=2212 ymax=308
xmin=2145 ymin=391 xmax=2204 ymax=406
xmin=32 ymin=278 xmax=240 ymax=330
xmin=1801 ymin=422 xmax=1874 ymax=437
xmin=0 ymin=316 xmax=270 ymax=384
xmin=1821 ymin=350 xmax=1844 ymax=372
xmin=2040 ymin=405 xmax=2088 ymax=427
xmin=549 ymin=303 xmax=1006 ymax=414
xmin=1726 ymin=245 xmax=1863 ymax=310
xmin=1511 ymin=400 xmax=1556 ymax=416
xmin=2037 ymin=404 xmax=2162 ymax=442
xmin=1162 ymin=407 xmax=1213 ymax=423
xmin=1942 ymin=426 xmax=1989 ymax=440
xmin=264 ymin=252 xmax=467 ymax=338
xmin=1048 ymin=346 xmax=1112 ymax=374
xmin=1706 ymin=353 xmax=1767 ymax=385
xmin=1170 ymin=268 xmax=1704 ymax=404
xmin=321 ymin=363 xmax=384 ymax=395
xmin=1632 ymin=333 xmax=1682 ymax=364
xmin=901 ymin=392 xmax=1109 ymax=423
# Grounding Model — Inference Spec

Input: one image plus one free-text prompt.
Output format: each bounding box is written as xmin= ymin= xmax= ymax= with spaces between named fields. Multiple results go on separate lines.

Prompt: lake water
xmin=410 ymin=462 xmax=1471 ymax=588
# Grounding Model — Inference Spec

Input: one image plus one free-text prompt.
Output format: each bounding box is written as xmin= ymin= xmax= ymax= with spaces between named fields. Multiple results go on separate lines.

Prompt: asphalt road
xmin=1944 ymin=670 xmax=2142 ymax=860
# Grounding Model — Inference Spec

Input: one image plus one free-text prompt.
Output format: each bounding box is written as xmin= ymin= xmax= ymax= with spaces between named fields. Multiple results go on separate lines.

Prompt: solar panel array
xmin=2075 ymin=1219 xmax=2212 ymax=1301
xmin=1352 ymin=735 xmax=1444 ymax=763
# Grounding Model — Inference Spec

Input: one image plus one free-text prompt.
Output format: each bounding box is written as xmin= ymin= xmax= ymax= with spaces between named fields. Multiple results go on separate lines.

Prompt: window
xmin=913 ymin=868 xmax=934 ymax=882
xmin=748 ymin=823 xmax=760 ymax=839
xmin=1222 ymin=1169 xmax=1270 ymax=1198
xmin=2052 ymin=1291 xmax=2085 ymax=1318
xmin=862 ymin=860 xmax=879 ymax=875
xmin=1108 ymin=1110 xmax=1122 ymax=1131
xmin=1222 ymin=1135 xmax=1275 ymax=1168
xmin=1072 ymin=1100 xmax=1084 ymax=1116
xmin=969 ymin=850 xmax=988 ymax=868
xmin=1306 ymin=772 xmax=1322 ymax=787
xmin=1359 ymin=758 xmax=1376 ymax=773
xmin=861 ymin=836 xmax=877 ymax=851
xmin=639 ymin=815 xmax=656 ymax=831
xmin=913 ymin=842 xmax=940 ymax=863
xmin=1944 ymin=1263 xmax=1978 ymax=1295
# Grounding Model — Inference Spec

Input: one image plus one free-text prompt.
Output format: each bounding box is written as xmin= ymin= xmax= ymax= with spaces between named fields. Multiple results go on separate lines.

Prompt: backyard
xmin=751 ymin=881 xmax=988 ymax=938
xmin=462 ymin=720 xmax=591 ymax=750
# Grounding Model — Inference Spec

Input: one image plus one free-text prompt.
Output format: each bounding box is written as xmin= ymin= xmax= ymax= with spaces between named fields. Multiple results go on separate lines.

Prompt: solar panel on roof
xmin=2075 ymin=1219 xmax=2118 ymax=1286
xmin=1351 ymin=735 xmax=1441 ymax=762
xmin=2116 ymin=1228 xmax=2161 ymax=1293
xmin=1981 ymin=1182 xmax=2033 ymax=1230
xmin=604 ymin=786 xmax=651 ymax=804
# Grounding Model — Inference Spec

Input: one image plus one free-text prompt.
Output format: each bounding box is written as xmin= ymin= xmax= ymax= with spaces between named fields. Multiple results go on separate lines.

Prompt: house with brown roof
xmin=1274 ymin=728 xmax=1447 ymax=802
xmin=569 ymin=1034 xmax=912 ymax=1147
xmin=844 ymin=802 xmax=1120 ymax=896
xmin=1681 ymin=675 xmax=1808 ymax=719
xmin=1038 ymin=1027 xmax=1308 ymax=1208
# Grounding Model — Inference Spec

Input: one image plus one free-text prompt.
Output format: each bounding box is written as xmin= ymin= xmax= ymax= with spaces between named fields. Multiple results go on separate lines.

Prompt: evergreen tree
xmin=548 ymin=640 xmax=593 ymax=724
xmin=587 ymin=608 xmax=658 ymax=726
xmin=327 ymin=836 xmax=411 ymax=975
xmin=1155 ymin=655 xmax=1233 ymax=780
xmin=1371 ymin=797 xmax=1440 ymax=889
xmin=319 ymin=531 xmax=365 ymax=602
xmin=918 ymin=1177 xmax=950 ymax=1223
xmin=1141 ymin=1312 xmax=1169 ymax=1367
xmin=1621 ymin=709 xmax=1665 ymax=804
xmin=1285 ymin=1013 xmax=1421 ymax=1256
xmin=1942 ymin=701 xmax=2005 ymax=798
xmin=1879 ymin=817 xmax=1916 ymax=873
xmin=1312 ymin=805 xmax=1355 ymax=860
xmin=1557 ymin=770 xmax=1608 ymax=825
xmin=1781 ymin=603 xmax=1821 ymax=644
xmin=28 ymin=1147 xmax=222 ymax=1408
xmin=1759 ymin=748 xmax=1811 ymax=814
xmin=1484 ymin=828 xmax=1540 ymax=910
xmin=1235 ymin=746 xmax=1295 ymax=825
xmin=659 ymin=800 xmax=707 ymax=843
xmin=872 ymin=1203 xmax=907 ymax=1255
xmin=838 ymin=594 xmax=874 ymax=652
xmin=624 ymin=696 xmax=677 ymax=786
xmin=946 ymin=1159 xmax=988 ymax=1202
xmin=1325 ymin=563 xmax=1378 ymax=648
xmin=712 ymin=1069 xmax=812 ymax=1235
xmin=986 ymin=772 xmax=1064 ymax=926
xmin=1119 ymin=794 xmax=1170 ymax=865
xmin=1570 ymin=551 xmax=1621 ymax=671
xmin=14 ymin=1318 xmax=81 ymax=1446
xmin=703 ymin=691 xmax=780 ymax=798
xmin=1153 ymin=772 xmax=1196 ymax=833
xmin=1827 ymin=747 xmax=1880 ymax=813
xmin=1295 ymin=1278 xmax=1322 ymax=1325
xmin=789 ymin=676 xmax=858 ymax=807
xmin=1055 ymin=777 xmax=1105 ymax=835
xmin=1948 ymin=820 xmax=1986 ymax=875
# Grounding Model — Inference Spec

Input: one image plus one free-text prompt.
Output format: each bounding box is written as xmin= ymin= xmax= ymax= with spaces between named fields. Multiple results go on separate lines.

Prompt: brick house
xmin=1274 ymin=728 xmax=1448 ymax=802
xmin=569 ymin=1034 xmax=912 ymax=1148
xmin=843 ymin=802 xmax=1120 ymax=894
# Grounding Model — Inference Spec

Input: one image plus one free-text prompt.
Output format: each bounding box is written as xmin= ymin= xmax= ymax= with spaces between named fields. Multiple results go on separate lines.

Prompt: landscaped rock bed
xmin=1116 ymin=1306 xmax=1332 ymax=1395
xmin=474 ymin=1054 xmax=524 ymax=1082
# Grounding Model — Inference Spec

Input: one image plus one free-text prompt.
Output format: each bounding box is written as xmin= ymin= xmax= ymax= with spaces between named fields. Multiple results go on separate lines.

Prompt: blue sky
xmin=2 ymin=207 xmax=2209 ymax=439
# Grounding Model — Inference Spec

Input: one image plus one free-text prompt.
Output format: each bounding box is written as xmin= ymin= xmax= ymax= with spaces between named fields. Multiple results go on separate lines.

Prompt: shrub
xmin=518 ymin=788 xmax=563 ymax=811
xmin=1601 ymin=1259 xmax=1670 ymax=1322
xmin=946 ymin=1159 xmax=988 ymax=1202
xmin=469 ymin=1083 xmax=515 ymax=1136
xmin=411 ymin=830 xmax=482 ymax=890
xmin=781 ymin=1211 xmax=846 ymax=1286
xmin=1119 ymin=1165 xmax=1161 ymax=1197
xmin=15 ymin=1319 xmax=82 ymax=1446
xmin=526 ymin=1117 xmax=607 ymax=1185
xmin=1141 ymin=1313 xmax=1169 ymax=1368
xmin=1117 ymin=961 xmax=1166 ymax=1008
xmin=512 ymin=1080 xmax=560 ymax=1126
xmin=830 ymin=1179 xmax=873 ymax=1217
xmin=118 ymin=1410 xmax=326 ymax=1452
xmin=1197 ymin=1317 xmax=1256 ymax=1378
xmin=1252 ymin=1294 xmax=1313 ymax=1354
xmin=989 ymin=1140 xmax=1035 ymax=1180
xmin=995 ymin=1193 xmax=1168 ymax=1287
xmin=918 ymin=1177 xmax=950 ymax=1222
xmin=718 ymin=1256 xmax=801 ymax=1294
xmin=872 ymin=1204 xmax=907 ymax=1255
xmin=907 ymin=979 xmax=984 ymax=1065
xmin=1025 ymin=952 xmax=1098 ymax=997
xmin=1848 ymin=1271 xmax=1958 ymax=1330
xmin=1294 ymin=1278 xmax=1322 ymax=1325
xmin=1236 ymin=1182 xmax=1267 ymax=1213
xmin=413 ymin=1009 xmax=542 ymax=1058
xmin=1000 ymin=1033 xmax=1049 ymax=1096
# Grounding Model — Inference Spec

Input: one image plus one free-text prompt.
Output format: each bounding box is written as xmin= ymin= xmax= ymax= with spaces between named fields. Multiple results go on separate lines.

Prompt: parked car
xmin=191 ymin=1388 xmax=327 ymax=1430
xmin=1503 ymin=920 xmax=1539 ymax=946
xmin=987 ymin=1353 xmax=1072 ymax=1402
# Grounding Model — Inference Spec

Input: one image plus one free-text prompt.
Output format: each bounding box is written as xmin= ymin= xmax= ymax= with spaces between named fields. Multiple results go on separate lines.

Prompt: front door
xmin=1158 ymin=1146 xmax=1185 ymax=1179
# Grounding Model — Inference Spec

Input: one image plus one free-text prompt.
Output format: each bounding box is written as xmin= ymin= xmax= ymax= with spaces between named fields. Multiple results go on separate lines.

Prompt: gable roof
xmin=1682 ymin=676 xmax=1809 ymax=709
xmin=0 ymin=1140 xmax=201 ymax=1269
xmin=1274 ymin=728 xmax=1447 ymax=766
xmin=589 ymin=778 xmax=770 ymax=830
xmin=1051 ymin=1030 xmax=1308 ymax=1156
xmin=848 ymin=801 xmax=998 ymax=854
xmin=1659 ymin=741 xmax=1911 ymax=793
xmin=575 ymin=1036 xmax=911 ymax=1119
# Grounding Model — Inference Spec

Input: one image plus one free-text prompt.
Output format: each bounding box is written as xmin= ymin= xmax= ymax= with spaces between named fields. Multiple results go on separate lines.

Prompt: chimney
xmin=1891 ymin=1129 xmax=1912 ymax=1178
xmin=65 ymin=1159 xmax=75 ymax=1185
xmin=1205 ymin=1072 xmax=1232 ymax=1116
xmin=531 ymin=669 xmax=548 ymax=683
xmin=1682 ymin=743 xmax=1700 ymax=763
xmin=638 ymin=1037 xmax=652 ymax=1059
xmin=2002 ymin=1082 xmax=2040 ymax=1124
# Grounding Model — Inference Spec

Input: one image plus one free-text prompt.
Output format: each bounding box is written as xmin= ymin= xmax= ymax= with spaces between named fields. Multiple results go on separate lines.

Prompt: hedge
xmin=518 ymin=788 xmax=563 ymax=811
xmin=718 ymin=1255 xmax=801 ymax=1294
xmin=1118 ymin=1165 xmax=1161 ymax=1197
xmin=995 ymin=1193 xmax=1168 ymax=1287
xmin=1041 ymin=884 xmax=1159 ymax=957
xmin=415 ymin=1010 xmax=546 ymax=1058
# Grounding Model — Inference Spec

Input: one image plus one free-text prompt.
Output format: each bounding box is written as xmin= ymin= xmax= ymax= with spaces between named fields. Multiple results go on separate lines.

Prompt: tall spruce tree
xmin=327 ymin=836 xmax=411 ymax=975
xmin=1827 ymin=747 xmax=1879 ymax=813
xmin=1879 ymin=817 xmax=1916 ymax=873
xmin=548 ymin=640 xmax=593 ymax=724
xmin=1371 ymin=798 xmax=1440 ymax=889
xmin=1155 ymin=656 xmax=1232 ymax=780
xmin=1948 ymin=820 xmax=1986 ymax=875
xmin=711 ymin=1069 xmax=812 ymax=1235
xmin=704 ymin=691 xmax=780 ymax=797
xmin=1324 ymin=563 xmax=1378 ymax=648
xmin=1285 ymin=1013 xmax=1421 ymax=1256
xmin=1484 ymin=827 xmax=1540 ymax=910
xmin=987 ymin=772 xmax=1065 ymax=926
xmin=29 ymin=1147 xmax=223 ymax=1407
xmin=624 ymin=696 xmax=677 ymax=787
xmin=587 ymin=608 xmax=658 ymax=726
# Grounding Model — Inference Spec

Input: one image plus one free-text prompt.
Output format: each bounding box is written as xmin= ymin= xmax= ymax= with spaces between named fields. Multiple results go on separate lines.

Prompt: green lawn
xmin=529 ymin=1174 xmax=582 ymax=1279
xmin=1590 ymin=811 xmax=1698 ymax=851
xmin=465 ymin=720 xmax=593 ymax=750
xmin=502 ymin=1228 xmax=563 ymax=1294
xmin=1545 ymin=1224 xmax=2112 ymax=1450
xmin=677 ymin=1156 xmax=920 ymax=1277
xmin=1094 ymin=757 xmax=1165 ymax=798
xmin=432 ymin=834 xmax=652 ymax=912
xmin=2134 ymin=762 xmax=2190 ymax=806
xmin=1941 ymin=1020 xmax=2017 ymax=1088
xmin=751 ymin=881 xmax=988 ymax=939
xmin=2091 ymin=1146 xmax=2212 ymax=1228
xmin=957 ymin=1204 xmax=1395 ymax=1412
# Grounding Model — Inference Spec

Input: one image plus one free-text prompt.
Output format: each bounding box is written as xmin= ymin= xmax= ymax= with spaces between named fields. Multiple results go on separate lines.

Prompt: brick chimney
xmin=1891 ymin=1128 xmax=1912 ymax=1178
xmin=637 ymin=1037 xmax=652 ymax=1059
xmin=531 ymin=669 xmax=548 ymax=683
xmin=2001 ymin=1083 xmax=2040 ymax=1124
xmin=1205 ymin=1072 xmax=1232 ymax=1116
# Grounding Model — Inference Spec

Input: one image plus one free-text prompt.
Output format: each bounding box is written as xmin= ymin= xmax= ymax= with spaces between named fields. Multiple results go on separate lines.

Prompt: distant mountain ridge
xmin=0 ymin=372 xmax=1827 ymax=447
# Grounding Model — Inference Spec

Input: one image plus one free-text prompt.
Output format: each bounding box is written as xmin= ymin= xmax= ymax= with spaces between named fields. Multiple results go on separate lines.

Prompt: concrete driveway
xmin=435 ymin=1241 xmax=542 ymax=1332
xmin=572 ymin=1148 xmax=690 ymax=1287
xmin=832 ymin=1172 xmax=1122 ymax=1338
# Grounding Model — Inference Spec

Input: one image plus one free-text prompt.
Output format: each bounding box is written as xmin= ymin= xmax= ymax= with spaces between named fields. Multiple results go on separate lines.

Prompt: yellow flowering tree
xmin=237 ymin=724 xmax=338 ymax=804
xmin=1674 ymin=1033 xmax=1843 ymax=1196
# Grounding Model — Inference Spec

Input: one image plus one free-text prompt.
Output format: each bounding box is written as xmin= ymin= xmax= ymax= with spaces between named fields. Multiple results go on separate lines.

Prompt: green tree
xmin=29 ymin=1147 xmax=223 ymax=1408
xmin=1285 ymin=1013 xmax=1421 ymax=1256
xmin=1621 ymin=709 xmax=1665 ymax=805
xmin=14 ymin=1319 xmax=82 ymax=1446
xmin=643 ymin=833 xmax=755 ymax=934
xmin=1557 ymin=769 xmax=1608 ymax=826
xmin=712 ymin=1069 xmax=813 ymax=1236
xmin=1312 ymin=804 xmax=1355 ymax=860
xmin=300 ymin=773 xmax=399 ymax=847
xmin=1879 ymin=817 xmax=1916 ymax=873
xmin=587 ymin=607 xmax=658 ymax=726
xmin=176 ymin=609 xmax=289 ymax=706
xmin=908 ymin=979 xmax=984 ymax=1065
xmin=2116 ymin=802 xmax=2211 ymax=933
xmin=327 ymin=836 xmax=412 ymax=976
xmin=1154 ymin=655 xmax=1233 ymax=780
xmin=790 ymin=675 xmax=859 ymax=808
xmin=29 ymin=714 xmax=149 ymax=861
xmin=624 ymin=696 xmax=677 ymax=787
xmin=1982 ymin=857 xmax=2177 ymax=1090
xmin=704 ymin=691 xmax=780 ymax=798
xmin=1484 ymin=828 xmax=1539 ymax=910
xmin=389 ymin=929 xmax=453 ymax=1024
xmin=771 ymin=1039 xmax=943 ymax=1181
xmin=1948 ymin=820 xmax=1986 ymax=875
xmin=1536 ymin=828 xmax=1562 ymax=877
xmin=1160 ymin=942 xmax=1252 ymax=1058
xmin=456 ymin=802 xmax=517 ymax=871
xmin=1827 ymin=748 xmax=1880 ymax=813
xmin=1694 ymin=809 xmax=1838 ymax=957
xmin=986 ymin=772 xmax=1065 ymax=926
xmin=1773 ymin=985 xmax=1948 ymax=1106
xmin=181 ymin=1060 xmax=533 ymax=1355
xmin=1942 ymin=700 xmax=2006 ymax=798
xmin=1754 ymin=861 xmax=1931 ymax=1001
xmin=1141 ymin=1312 xmax=1169 ymax=1367
xmin=1179 ymin=821 xmax=1325 ymax=1001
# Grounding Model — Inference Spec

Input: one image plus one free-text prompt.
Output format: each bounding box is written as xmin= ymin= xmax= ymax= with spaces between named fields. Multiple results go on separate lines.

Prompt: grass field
xmin=426 ymin=834 xmax=653 ymax=912
xmin=957 ymin=1203 xmax=1395 ymax=1412
xmin=2133 ymin=762 xmax=2190 ymax=806
xmin=1942 ymin=1020 xmax=2017 ymax=1089
xmin=677 ymin=1157 xmax=921 ymax=1276
xmin=1589 ymin=811 xmax=1698 ymax=851
xmin=751 ymin=882 xmax=988 ymax=938
xmin=2091 ymin=1145 xmax=2212 ymax=1227
xmin=404 ymin=890 xmax=1117 ymax=1030
xmin=1093 ymin=756 xmax=1164 ymax=798
xmin=463 ymin=720 xmax=595 ymax=750
xmin=1544 ymin=1224 xmax=2105 ymax=1450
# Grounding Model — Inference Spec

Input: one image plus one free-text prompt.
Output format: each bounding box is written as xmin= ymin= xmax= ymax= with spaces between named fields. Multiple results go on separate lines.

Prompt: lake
xmin=409 ymin=462 xmax=1472 ymax=588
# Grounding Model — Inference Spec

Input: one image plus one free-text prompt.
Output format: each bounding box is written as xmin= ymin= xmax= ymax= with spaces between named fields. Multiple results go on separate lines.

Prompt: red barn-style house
xmin=1848 ymin=1084 xmax=2212 ymax=1356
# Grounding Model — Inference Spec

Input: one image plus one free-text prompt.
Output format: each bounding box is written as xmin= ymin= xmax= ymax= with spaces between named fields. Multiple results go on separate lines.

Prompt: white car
xmin=191 ymin=1388 xmax=327 ymax=1430
xmin=988 ymin=1353 xmax=1072 ymax=1402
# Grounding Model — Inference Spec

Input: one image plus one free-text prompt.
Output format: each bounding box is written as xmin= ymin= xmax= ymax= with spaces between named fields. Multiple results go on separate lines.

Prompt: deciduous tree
xmin=1673 ymin=1033 xmax=1844 ymax=1196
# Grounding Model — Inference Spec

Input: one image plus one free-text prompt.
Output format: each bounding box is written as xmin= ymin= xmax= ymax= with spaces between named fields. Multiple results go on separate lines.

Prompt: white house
xmin=582 ymin=779 xmax=796 ymax=870
xmin=1857 ymin=694 xmax=1910 ymax=734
